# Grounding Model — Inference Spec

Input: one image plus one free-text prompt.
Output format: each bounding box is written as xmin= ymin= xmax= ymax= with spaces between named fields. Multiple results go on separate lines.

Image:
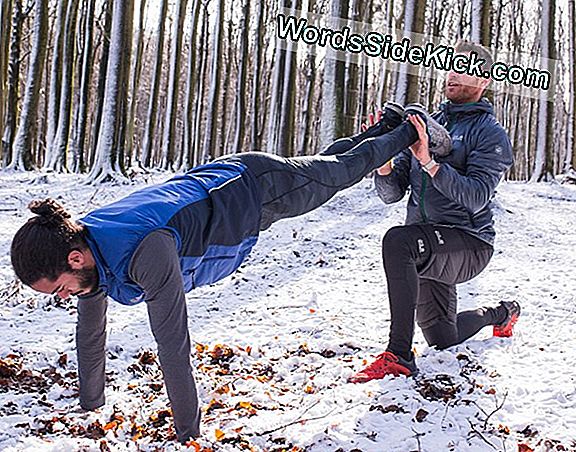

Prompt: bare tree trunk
xmin=218 ymin=2 xmax=234 ymax=158
xmin=277 ymin=0 xmax=302 ymax=156
xmin=531 ymin=0 xmax=556 ymax=182
xmin=192 ymin=4 xmax=208 ymax=167
xmin=69 ymin=0 xmax=96 ymax=173
xmin=345 ymin=0 xmax=362 ymax=135
xmin=114 ymin=0 xmax=135 ymax=174
xmin=471 ymin=0 xmax=491 ymax=46
xmin=320 ymin=0 xmax=349 ymax=149
xmin=395 ymin=0 xmax=426 ymax=104
xmin=141 ymin=0 xmax=168 ymax=167
xmin=46 ymin=0 xmax=79 ymax=172
xmin=378 ymin=0 xmax=394 ymax=105
xmin=267 ymin=0 xmax=289 ymax=152
xmin=9 ymin=0 xmax=48 ymax=171
xmin=182 ymin=0 xmax=201 ymax=169
xmin=89 ymin=0 xmax=113 ymax=169
xmin=357 ymin=0 xmax=372 ymax=130
xmin=202 ymin=0 xmax=224 ymax=162
xmin=567 ymin=0 xmax=576 ymax=172
xmin=87 ymin=0 xmax=134 ymax=183
xmin=297 ymin=0 xmax=316 ymax=156
xmin=45 ymin=0 xmax=68 ymax=158
xmin=1 ymin=0 xmax=24 ymax=167
xmin=233 ymin=0 xmax=250 ymax=154
xmin=125 ymin=0 xmax=146 ymax=169
xmin=0 ymin=0 xmax=13 ymax=162
xmin=161 ymin=0 xmax=188 ymax=169
xmin=250 ymin=0 xmax=264 ymax=150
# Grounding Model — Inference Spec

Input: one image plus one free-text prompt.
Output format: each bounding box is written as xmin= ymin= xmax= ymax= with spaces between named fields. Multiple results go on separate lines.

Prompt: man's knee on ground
xmin=419 ymin=318 xmax=459 ymax=350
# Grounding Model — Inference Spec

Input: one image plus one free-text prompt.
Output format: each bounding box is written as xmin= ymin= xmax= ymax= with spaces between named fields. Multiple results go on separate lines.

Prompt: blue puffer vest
xmin=79 ymin=161 xmax=262 ymax=305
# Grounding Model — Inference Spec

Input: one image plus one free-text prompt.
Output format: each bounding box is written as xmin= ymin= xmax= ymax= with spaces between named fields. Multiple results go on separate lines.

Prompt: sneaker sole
xmin=404 ymin=103 xmax=452 ymax=157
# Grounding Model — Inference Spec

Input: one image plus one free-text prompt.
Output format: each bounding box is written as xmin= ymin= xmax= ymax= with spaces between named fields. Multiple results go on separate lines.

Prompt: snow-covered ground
xmin=0 ymin=172 xmax=575 ymax=452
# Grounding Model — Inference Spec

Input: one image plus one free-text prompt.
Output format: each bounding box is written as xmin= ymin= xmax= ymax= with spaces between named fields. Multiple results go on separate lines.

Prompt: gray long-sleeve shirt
xmin=76 ymin=229 xmax=201 ymax=443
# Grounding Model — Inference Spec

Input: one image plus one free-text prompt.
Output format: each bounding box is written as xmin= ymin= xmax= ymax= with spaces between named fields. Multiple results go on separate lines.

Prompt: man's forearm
xmin=76 ymin=290 xmax=108 ymax=410
xmin=130 ymin=230 xmax=201 ymax=443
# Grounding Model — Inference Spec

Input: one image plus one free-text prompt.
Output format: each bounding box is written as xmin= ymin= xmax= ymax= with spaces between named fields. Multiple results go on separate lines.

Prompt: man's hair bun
xmin=28 ymin=199 xmax=71 ymax=224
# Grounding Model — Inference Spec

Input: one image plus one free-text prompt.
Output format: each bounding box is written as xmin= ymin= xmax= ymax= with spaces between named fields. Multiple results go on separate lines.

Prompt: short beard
xmin=72 ymin=267 xmax=99 ymax=294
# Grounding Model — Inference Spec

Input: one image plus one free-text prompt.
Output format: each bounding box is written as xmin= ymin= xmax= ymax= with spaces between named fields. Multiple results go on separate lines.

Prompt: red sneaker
xmin=493 ymin=301 xmax=521 ymax=338
xmin=348 ymin=351 xmax=418 ymax=383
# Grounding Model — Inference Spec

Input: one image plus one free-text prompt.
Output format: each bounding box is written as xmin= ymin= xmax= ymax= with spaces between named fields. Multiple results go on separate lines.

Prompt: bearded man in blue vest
xmin=11 ymin=105 xmax=453 ymax=443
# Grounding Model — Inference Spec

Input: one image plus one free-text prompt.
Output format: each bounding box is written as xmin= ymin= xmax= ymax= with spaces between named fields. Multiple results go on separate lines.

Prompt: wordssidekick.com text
xmin=276 ymin=13 xmax=552 ymax=91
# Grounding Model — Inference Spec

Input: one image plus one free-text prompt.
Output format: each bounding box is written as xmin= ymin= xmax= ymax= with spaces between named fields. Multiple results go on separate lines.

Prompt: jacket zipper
xmin=419 ymin=171 xmax=428 ymax=222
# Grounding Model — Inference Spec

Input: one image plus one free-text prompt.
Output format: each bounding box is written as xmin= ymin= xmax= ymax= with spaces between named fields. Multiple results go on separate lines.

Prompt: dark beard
xmin=72 ymin=267 xmax=99 ymax=294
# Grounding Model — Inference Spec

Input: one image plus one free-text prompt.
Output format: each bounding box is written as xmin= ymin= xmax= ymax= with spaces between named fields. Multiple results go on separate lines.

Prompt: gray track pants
xmin=229 ymin=121 xmax=418 ymax=231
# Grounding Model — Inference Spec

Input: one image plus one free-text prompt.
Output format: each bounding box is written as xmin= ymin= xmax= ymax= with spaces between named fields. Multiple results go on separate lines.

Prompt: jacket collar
xmin=439 ymin=97 xmax=494 ymax=120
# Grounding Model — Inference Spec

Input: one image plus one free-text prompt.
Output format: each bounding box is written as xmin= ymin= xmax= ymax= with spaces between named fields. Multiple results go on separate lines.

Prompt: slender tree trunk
xmin=69 ymin=0 xmax=96 ymax=173
xmin=0 ymin=0 xmax=14 ymax=161
xmin=267 ymin=0 xmax=289 ymax=151
xmin=9 ymin=0 xmax=48 ymax=171
xmin=192 ymin=4 xmax=208 ymax=167
xmin=378 ymin=0 xmax=394 ymax=105
xmin=182 ymin=0 xmax=201 ymax=169
xmin=45 ymin=0 xmax=68 ymax=159
xmin=531 ymin=0 xmax=556 ymax=182
xmin=471 ymin=0 xmax=491 ymax=46
xmin=278 ymin=0 xmax=302 ymax=156
xmin=124 ymin=0 xmax=146 ymax=169
xmin=320 ymin=0 xmax=349 ymax=149
xmin=114 ymin=0 xmax=135 ymax=174
xmin=87 ymin=0 xmax=134 ymax=183
xmin=250 ymin=0 xmax=264 ymax=150
xmin=161 ymin=0 xmax=188 ymax=169
xmin=1 ymin=0 xmax=23 ymax=167
xmin=395 ymin=0 xmax=426 ymax=104
xmin=46 ymin=0 xmax=79 ymax=172
xmin=218 ymin=3 xmax=234 ymax=158
xmin=567 ymin=0 xmax=576 ymax=172
xmin=358 ymin=0 xmax=372 ymax=130
xmin=233 ymin=0 xmax=250 ymax=153
xmin=141 ymin=0 xmax=168 ymax=167
xmin=345 ymin=0 xmax=361 ymax=135
xmin=297 ymin=0 xmax=316 ymax=156
xmin=202 ymin=0 xmax=224 ymax=162
xmin=89 ymin=0 xmax=113 ymax=169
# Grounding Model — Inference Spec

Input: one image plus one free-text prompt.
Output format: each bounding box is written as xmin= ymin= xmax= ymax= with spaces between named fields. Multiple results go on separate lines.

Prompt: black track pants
xmin=382 ymin=224 xmax=503 ymax=360
xmin=231 ymin=121 xmax=418 ymax=230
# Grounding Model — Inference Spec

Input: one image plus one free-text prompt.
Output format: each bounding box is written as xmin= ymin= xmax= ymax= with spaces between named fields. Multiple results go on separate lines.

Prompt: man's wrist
xmin=421 ymin=157 xmax=439 ymax=174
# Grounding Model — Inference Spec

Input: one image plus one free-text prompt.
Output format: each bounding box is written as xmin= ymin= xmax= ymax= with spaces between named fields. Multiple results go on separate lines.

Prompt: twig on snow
xmin=483 ymin=390 xmax=508 ymax=430
xmin=467 ymin=419 xmax=498 ymax=450
xmin=248 ymin=401 xmax=366 ymax=437
xmin=411 ymin=427 xmax=425 ymax=452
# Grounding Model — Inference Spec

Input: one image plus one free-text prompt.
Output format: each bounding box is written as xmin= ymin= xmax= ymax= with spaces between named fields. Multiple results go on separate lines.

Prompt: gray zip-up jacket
xmin=374 ymin=99 xmax=513 ymax=245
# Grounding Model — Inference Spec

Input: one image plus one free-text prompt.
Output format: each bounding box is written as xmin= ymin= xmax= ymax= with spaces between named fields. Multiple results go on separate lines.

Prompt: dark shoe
xmin=320 ymin=102 xmax=405 ymax=156
xmin=493 ymin=301 xmax=521 ymax=338
xmin=348 ymin=351 xmax=418 ymax=383
xmin=351 ymin=101 xmax=405 ymax=143
xmin=404 ymin=103 xmax=452 ymax=157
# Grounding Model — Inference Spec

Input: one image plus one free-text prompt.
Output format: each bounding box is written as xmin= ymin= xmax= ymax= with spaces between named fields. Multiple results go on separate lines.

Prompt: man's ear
xmin=67 ymin=249 xmax=86 ymax=270
xmin=479 ymin=76 xmax=491 ymax=92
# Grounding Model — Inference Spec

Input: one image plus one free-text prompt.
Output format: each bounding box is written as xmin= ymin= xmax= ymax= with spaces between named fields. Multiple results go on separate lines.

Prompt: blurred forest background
xmin=0 ymin=0 xmax=574 ymax=183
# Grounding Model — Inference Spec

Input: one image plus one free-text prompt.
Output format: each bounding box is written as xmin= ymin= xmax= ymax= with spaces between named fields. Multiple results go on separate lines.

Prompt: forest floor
xmin=0 ymin=171 xmax=575 ymax=452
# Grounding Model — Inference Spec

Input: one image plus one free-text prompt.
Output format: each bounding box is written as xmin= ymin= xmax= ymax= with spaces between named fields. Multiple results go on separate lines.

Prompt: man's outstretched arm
xmin=129 ymin=229 xmax=201 ymax=444
xmin=76 ymin=289 xmax=108 ymax=410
